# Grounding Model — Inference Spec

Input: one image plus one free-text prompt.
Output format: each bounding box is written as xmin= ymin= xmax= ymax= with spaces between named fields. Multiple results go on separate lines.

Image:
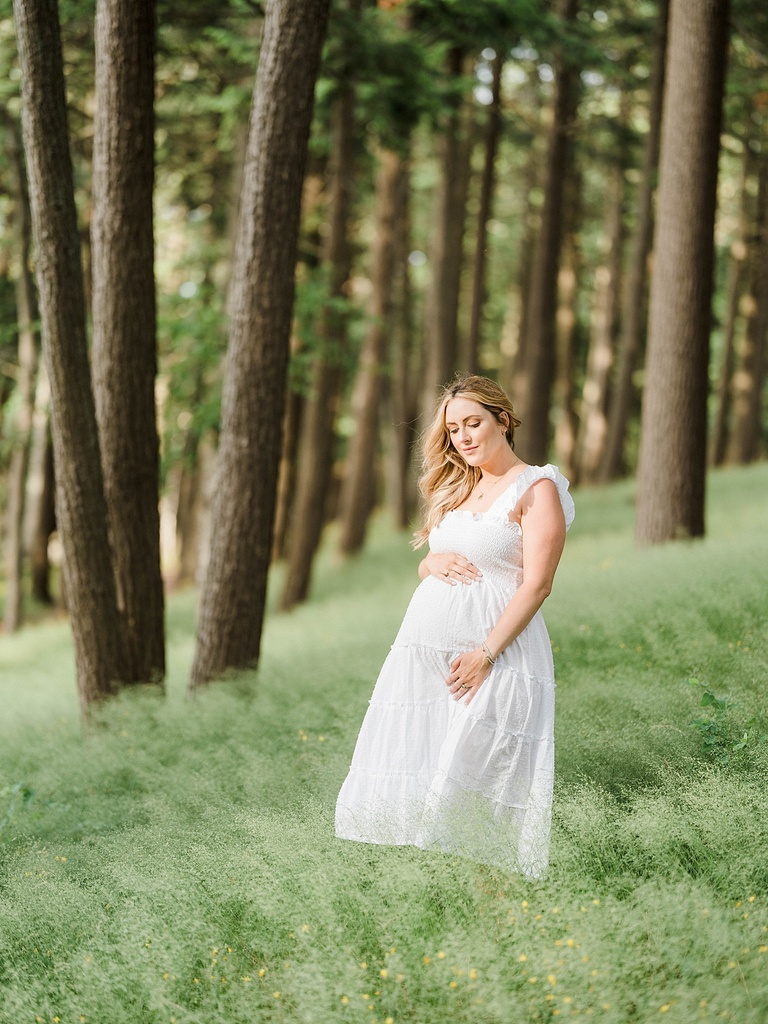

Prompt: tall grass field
xmin=1 ymin=463 xmax=767 ymax=1024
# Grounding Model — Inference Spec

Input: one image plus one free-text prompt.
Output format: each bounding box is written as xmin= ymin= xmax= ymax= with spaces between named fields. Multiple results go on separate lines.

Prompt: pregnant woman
xmin=335 ymin=375 xmax=575 ymax=877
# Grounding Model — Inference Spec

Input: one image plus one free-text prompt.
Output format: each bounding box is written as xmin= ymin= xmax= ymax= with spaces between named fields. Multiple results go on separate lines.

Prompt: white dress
xmin=335 ymin=464 xmax=575 ymax=878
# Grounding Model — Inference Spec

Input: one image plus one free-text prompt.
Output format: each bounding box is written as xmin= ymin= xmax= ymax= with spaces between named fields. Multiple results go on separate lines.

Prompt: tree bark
xmin=174 ymin=427 xmax=216 ymax=586
xmin=467 ymin=52 xmax=503 ymax=375
xmin=552 ymin=168 xmax=582 ymax=480
xmin=514 ymin=0 xmax=579 ymax=466
xmin=711 ymin=149 xmax=751 ymax=466
xmin=337 ymin=148 xmax=405 ymax=555
xmin=272 ymin=170 xmax=326 ymax=563
xmin=3 ymin=117 xmax=39 ymax=634
xmin=389 ymin=160 xmax=418 ymax=530
xmin=635 ymin=0 xmax=730 ymax=546
xmin=30 ymin=423 xmax=56 ymax=604
xmin=599 ymin=0 xmax=669 ymax=482
xmin=189 ymin=0 xmax=330 ymax=688
xmin=575 ymin=155 xmax=625 ymax=484
xmin=727 ymin=156 xmax=768 ymax=463
xmin=279 ymin=81 xmax=357 ymax=610
xmin=271 ymin=373 xmax=303 ymax=562
xmin=91 ymin=0 xmax=165 ymax=683
xmin=504 ymin=136 xmax=542 ymax=406
xmin=14 ymin=0 xmax=127 ymax=709
xmin=421 ymin=47 xmax=474 ymax=408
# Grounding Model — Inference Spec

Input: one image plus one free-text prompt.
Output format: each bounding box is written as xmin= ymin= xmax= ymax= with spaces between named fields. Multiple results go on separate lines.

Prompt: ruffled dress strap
xmin=489 ymin=463 xmax=575 ymax=531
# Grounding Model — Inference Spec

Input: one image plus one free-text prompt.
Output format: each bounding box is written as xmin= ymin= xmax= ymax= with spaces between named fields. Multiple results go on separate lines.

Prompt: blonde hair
xmin=412 ymin=374 xmax=521 ymax=548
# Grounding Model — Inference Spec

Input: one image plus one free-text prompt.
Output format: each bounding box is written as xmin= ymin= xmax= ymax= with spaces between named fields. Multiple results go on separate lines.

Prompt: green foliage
xmin=688 ymin=678 xmax=768 ymax=766
xmin=1 ymin=464 xmax=768 ymax=1022
xmin=288 ymin=265 xmax=365 ymax=397
xmin=158 ymin=279 xmax=227 ymax=480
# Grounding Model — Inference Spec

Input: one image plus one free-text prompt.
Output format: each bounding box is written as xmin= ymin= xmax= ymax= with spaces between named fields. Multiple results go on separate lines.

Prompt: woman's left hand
xmin=445 ymin=649 xmax=491 ymax=704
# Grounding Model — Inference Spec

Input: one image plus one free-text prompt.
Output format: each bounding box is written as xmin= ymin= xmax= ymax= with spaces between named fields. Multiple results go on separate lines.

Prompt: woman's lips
xmin=462 ymin=445 xmax=478 ymax=455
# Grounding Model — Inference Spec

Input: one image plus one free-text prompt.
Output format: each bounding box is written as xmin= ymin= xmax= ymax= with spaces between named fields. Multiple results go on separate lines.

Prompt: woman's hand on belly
xmin=419 ymin=551 xmax=483 ymax=585
xmin=445 ymin=648 xmax=491 ymax=704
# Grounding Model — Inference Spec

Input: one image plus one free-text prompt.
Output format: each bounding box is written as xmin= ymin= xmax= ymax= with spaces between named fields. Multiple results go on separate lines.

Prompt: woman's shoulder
xmin=510 ymin=464 xmax=575 ymax=530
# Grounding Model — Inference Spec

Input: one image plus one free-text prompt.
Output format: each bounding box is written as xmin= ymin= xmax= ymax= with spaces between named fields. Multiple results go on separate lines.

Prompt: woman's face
xmin=444 ymin=396 xmax=506 ymax=466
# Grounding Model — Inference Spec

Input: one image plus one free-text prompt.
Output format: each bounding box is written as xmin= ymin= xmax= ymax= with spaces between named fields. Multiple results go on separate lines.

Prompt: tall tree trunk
xmin=271 ymin=373 xmax=303 ymax=562
xmin=467 ymin=52 xmax=503 ymax=374
xmin=514 ymin=0 xmax=579 ymax=466
xmin=14 ymin=0 xmax=127 ymax=710
xmin=279 ymin=81 xmax=357 ymax=610
xmin=272 ymin=170 xmax=325 ymax=562
xmin=3 ymin=118 xmax=39 ymax=634
xmin=552 ymin=168 xmax=582 ymax=480
xmin=504 ymin=136 xmax=542 ymax=405
xmin=711 ymin=149 xmax=751 ymax=466
xmin=30 ymin=422 xmax=56 ymax=604
xmin=174 ymin=426 xmax=215 ymax=587
xmin=727 ymin=156 xmax=768 ymax=463
xmin=575 ymin=155 xmax=625 ymax=484
xmin=599 ymin=0 xmax=669 ymax=482
xmin=635 ymin=0 xmax=730 ymax=546
xmin=390 ymin=160 xmax=418 ymax=530
xmin=337 ymin=148 xmax=404 ymax=555
xmin=91 ymin=0 xmax=165 ymax=683
xmin=421 ymin=47 xmax=474 ymax=408
xmin=189 ymin=0 xmax=330 ymax=688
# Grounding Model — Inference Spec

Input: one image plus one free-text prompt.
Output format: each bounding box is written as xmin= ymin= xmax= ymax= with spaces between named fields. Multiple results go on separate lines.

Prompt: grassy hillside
xmin=1 ymin=463 xmax=767 ymax=1024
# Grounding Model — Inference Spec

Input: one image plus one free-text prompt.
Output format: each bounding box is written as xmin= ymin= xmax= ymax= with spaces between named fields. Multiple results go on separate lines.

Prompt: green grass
xmin=1 ymin=462 xmax=767 ymax=1024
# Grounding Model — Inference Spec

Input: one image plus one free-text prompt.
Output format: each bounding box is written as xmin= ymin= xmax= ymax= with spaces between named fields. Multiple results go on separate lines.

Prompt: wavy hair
xmin=412 ymin=375 xmax=521 ymax=548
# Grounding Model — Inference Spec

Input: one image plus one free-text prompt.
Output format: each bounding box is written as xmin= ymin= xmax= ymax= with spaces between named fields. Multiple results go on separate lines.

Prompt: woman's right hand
xmin=419 ymin=551 xmax=483 ymax=586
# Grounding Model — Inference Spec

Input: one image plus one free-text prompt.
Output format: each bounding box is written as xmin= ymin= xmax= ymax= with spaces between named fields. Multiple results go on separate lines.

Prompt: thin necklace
xmin=476 ymin=464 xmax=516 ymax=501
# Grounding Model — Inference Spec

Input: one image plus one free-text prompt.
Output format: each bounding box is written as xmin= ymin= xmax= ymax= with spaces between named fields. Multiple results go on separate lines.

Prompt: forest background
xmin=0 ymin=0 xmax=766 ymax=704
xmin=1 ymin=1 xmax=768 ymax=1021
